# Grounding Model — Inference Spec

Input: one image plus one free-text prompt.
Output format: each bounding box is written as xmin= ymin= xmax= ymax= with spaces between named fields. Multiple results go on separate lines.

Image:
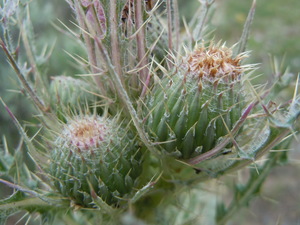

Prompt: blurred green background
xmin=0 ymin=0 xmax=299 ymax=224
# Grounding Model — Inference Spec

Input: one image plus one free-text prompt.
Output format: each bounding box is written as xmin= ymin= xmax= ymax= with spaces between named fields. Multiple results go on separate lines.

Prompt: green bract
xmin=50 ymin=115 xmax=142 ymax=208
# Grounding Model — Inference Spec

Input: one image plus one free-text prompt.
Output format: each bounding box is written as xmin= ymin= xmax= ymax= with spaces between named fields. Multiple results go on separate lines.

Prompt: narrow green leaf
xmin=234 ymin=0 xmax=256 ymax=55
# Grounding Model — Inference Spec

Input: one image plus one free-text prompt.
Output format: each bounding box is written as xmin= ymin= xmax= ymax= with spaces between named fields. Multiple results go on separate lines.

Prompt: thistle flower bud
xmin=50 ymin=115 xmax=142 ymax=208
xmin=50 ymin=76 xmax=96 ymax=115
xmin=146 ymin=42 xmax=251 ymax=161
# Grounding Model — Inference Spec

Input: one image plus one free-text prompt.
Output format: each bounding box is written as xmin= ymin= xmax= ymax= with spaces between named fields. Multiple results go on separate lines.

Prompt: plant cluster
xmin=0 ymin=0 xmax=299 ymax=224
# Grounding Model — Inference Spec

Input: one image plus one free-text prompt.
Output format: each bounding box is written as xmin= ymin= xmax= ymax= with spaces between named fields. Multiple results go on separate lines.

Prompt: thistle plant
xmin=0 ymin=0 xmax=299 ymax=224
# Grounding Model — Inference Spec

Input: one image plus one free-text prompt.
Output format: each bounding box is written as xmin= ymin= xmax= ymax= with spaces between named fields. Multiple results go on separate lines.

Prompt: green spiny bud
xmin=146 ymin=42 xmax=251 ymax=161
xmin=50 ymin=115 xmax=143 ymax=208
xmin=49 ymin=76 xmax=96 ymax=116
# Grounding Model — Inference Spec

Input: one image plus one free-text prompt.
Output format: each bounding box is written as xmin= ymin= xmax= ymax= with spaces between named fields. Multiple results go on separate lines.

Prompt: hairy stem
xmin=167 ymin=0 xmax=173 ymax=52
xmin=95 ymin=38 xmax=159 ymax=156
xmin=173 ymin=0 xmax=180 ymax=53
xmin=192 ymin=0 xmax=214 ymax=43
xmin=110 ymin=0 xmax=124 ymax=85
xmin=135 ymin=0 xmax=149 ymax=92
xmin=73 ymin=0 xmax=106 ymax=93
xmin=0 ymin=38 xmax=47 ymax=113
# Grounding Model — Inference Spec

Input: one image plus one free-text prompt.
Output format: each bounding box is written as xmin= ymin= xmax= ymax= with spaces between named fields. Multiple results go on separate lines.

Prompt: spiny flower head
xmin=145 ymin=41 xmax=251 ymax=162
xmin=50 ymin=115 xmax=143 ymax=207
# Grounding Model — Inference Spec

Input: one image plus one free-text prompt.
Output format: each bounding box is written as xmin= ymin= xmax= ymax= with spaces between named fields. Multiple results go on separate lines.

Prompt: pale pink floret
xmin=63 ymin=116 xmax=108 ymax=151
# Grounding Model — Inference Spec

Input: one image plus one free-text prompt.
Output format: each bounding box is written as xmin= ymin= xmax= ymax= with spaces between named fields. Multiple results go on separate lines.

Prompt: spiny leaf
xmin=0 ymin=98 xmax=47 ymax=166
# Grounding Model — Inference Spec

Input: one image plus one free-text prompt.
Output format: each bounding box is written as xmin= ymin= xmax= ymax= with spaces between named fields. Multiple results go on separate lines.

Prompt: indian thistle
xmin=49 ymin=115 xmax=143 ymax=208
xmin=0 ymin=0 xmax=299 ymax=224
xmin=146 ymin=42 xmax=251 ymax=161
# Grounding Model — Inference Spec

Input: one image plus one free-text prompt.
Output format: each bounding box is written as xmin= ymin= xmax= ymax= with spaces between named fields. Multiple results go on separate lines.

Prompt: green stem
xmin=192 ymin=0 xmax=214 ymax=43
xmin=0 ymin=197 xmax=50 ymax=211
xmin=173 ymin=0 xmax=180 ymax=53
xmin=166 ymin=0 xmax=173 ymax=52
xmin=0 ymin=38 xmax=47 ymax=113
